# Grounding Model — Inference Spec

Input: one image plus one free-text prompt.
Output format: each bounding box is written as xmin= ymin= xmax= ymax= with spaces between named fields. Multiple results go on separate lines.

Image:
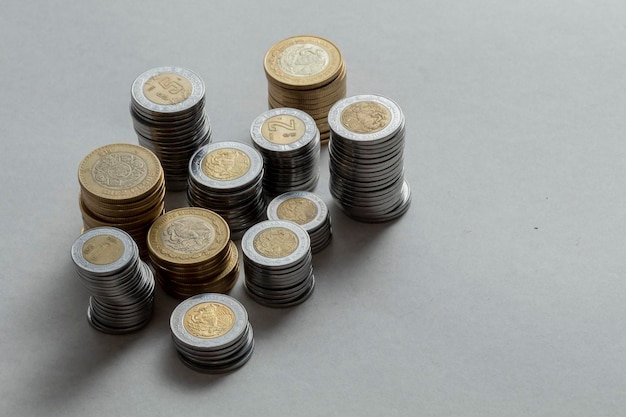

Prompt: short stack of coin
xmin=242 ymin=220 xmax=315 ymax=307
xmin=267 ymin=191 xmax=332 ymax=254
xmin=170 ymin=293 xmax=254 ymax=373
xmin=250 ymin=108 xmax=320 ymax=197
xmin=187 ymin=141 xmax=265 ymax=239
xmin=71 ymin=227 xmax=155 ymax=334
xmin=264 ymin=35 xmax=347 ymax=143
xmin=130 ymin=66 xmax=212 ymax=190
xmin=147 ymin=208 xmax=239 ymax=299
xmin=77 ymin=143 xmax=166 ymax=258
xmin=328 ymin=94 xmax=412 ymax=223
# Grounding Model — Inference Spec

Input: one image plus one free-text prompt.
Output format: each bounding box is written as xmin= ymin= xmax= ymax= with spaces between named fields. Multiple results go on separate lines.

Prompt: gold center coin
xmin=340 ymin=101 xmax=391 ymax=134
xmin=253 ymin=227 xmax=299 ymax=258
xmin=276 ymin=198 xmax=318 ymax=225
xmin=202 ymin=148 xmax=251 ymax=181
xmin=261 ymin=115 xmax=306 ymax=144
xmin=160 ymin=215 xmax=216 ymax=254
xmin=82 ymin=235 xmax=125 ymax=265
xmin=183 ymin=302 xmax=235 ymax=339
xmin=143 ymin=73 xmax=193 ymax=105
xmin=277 ymin=43 xmax=329 ymax=77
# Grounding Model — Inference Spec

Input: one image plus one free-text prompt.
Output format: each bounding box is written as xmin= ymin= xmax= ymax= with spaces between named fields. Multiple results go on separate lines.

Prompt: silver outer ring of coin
xmin=241 ymin=220 xmax=311 ymax=268
xmin=131 ymin=66 xmax=205 ymax=114
xmin=328 ymin=94 xmax=403 ymax=142
xmin=250 ymin=108 xmax=318 ymax=152
xmin=71 ymin=227 xmax=136 ymax=275
xmin=266 ymin=191 xmax=328 ymax=232
xmin=189 ymin=141 xmax=263 ymax=190
xmin=170 ymin=293 xmax=249 ymax=350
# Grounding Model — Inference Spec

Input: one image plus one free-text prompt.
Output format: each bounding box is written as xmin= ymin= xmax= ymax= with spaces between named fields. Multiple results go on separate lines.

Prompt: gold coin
xmin=202 ymin=148 xmax=251 ymax=181
xmin=253 ymin=226 xmax=299 ymax=258
xmin=148 ymin=207 xmax=230 ymax=266
xmin=143 ymin=72 xmax=193 ymax=106
xmin=78 ymin=143 xmax=163 ymax=203
xmin=264 ymin=35 xmax=343 ymax=90
xmin=82 ymin=234 xmax=125 ymax=265
xmin=183 ymin=302 xmax=235 ymax=338
xmin=340 ymin=101 xmax=392 ymax=134
xmin=276 ymin=197 xmax=318 ymax=225
xmin=260 ymin=114 xmax=307 ymax=145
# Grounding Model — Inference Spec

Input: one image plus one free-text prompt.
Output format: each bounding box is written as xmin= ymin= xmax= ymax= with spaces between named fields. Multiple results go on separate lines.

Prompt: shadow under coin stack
xmin=130 ymin=66 xmax=212 ymax=190
xmin=267 ymin=191 xmax=332 ymax=254
xmin=187 ymin=141 xmax=265 ymax=239
xmin=264 ymin=35 xmax=347 ymax=143
xmin=170 ymin=293 xmax=254 ymax=373
xmin=71 ymin=227 xmax=155 ymax=334
xmin=250 ymin=108 xmax=320 ymax=198
xmin=242 ymin=220 xmax=315 ymax=307
xmin=147 ymin=208 xmax=239 ymax=299
xmin=328 ymin=94 xmax=412 ymax=222
xmin=77 ymin=143 xmax=165 ymax=258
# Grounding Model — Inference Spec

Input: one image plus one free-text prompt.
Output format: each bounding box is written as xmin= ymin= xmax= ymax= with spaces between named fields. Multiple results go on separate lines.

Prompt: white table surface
xmin=2 ymin=1 xmax=626 ymax=416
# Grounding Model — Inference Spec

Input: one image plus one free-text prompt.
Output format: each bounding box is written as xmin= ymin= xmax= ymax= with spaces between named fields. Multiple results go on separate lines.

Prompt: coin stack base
xmin=267 ymin=191 xmax=332 ymax=254
xmin=242 ymin=220 xmax=315 ymax=308
xmin=328 ymin=94 xmax=411 ymax=223
xmin=264 ymin=35 xmax=347 ymax=143
xmin=188 ymin=141 xmax=266 ymax=239
xmin=148 ymin=208 xmax=239 ymax=299
xmin=130 ymin=67 xmax=212 ymax=190
xmin=170 ymin=293 xmax=254 ymax=373
xmin=71 ymin=227 xmax=155 ymax=334
xmin=250 ymin=108 xmax=320 ymax=198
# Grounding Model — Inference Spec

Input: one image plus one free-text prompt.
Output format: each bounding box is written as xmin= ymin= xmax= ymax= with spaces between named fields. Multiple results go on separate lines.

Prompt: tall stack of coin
xmin=267 ymin=191 xmax=332 ymax=254
xmin=250 ymin=108 xmax=320 ymax=197
xmin=187 ymin=141 xmax=265 ymax=239
xmin=170 ymin=293 xmax=254 ymax=373
xmin=328 ymin=94 xmax=411 ymax=222
xmin=241 ymin=220 xmax=315 ymax=307
xmin=130 ymin=66 xmax=212 ymax=190
xmin=264 ymin=35 xmax=347 ymax=143
xmin=71 ymin=227 xmax=155 ymax=334
xmin=147 ymin=208 xmax=239 ymax=299
xmin=77 ymin=143 xmax=166 ymax=258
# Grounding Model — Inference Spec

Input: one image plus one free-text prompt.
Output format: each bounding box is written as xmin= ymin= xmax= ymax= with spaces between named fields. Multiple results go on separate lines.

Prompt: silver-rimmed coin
xmin=250 ymin=108 xmax=318 ymax=153
xmin=131 ymin=67 xmax=205 ymax=115
xmin=71 ymin=227 xmax=136 ymax=276
xmin=241 ymin=220 xmax=310 ymax=269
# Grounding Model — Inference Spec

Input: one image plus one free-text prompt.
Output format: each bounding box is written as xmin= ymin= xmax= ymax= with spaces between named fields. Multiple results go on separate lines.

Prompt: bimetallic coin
xmin=131 ymin=67 xmax=205 ymax=115
xmin=242 ymin=220 xmax=310 ymax=268
xmin=251 ymin=108 xmax=318 ymax=153
xmin=71 ymin=227 xmax=135 ymax=276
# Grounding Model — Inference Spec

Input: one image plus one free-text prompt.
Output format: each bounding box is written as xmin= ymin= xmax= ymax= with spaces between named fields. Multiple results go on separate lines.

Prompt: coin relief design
xmin=253 ymin=227 xmax=299 ymax=258
xmin=340 ymin=101 xmax=391 ymax=134
xmin=183 ymin=302 xmax=235 ymax=339
xmin=82 ymin=235 xmax=125 ymax=265
xmin=160 ymin=216 xmax=216 ymax=254
xmin=261 ymin=115 xmax=306 ymax=144
xmin=278 ymin=43 xmax=329 ymax=77
xmin=202 ymin=148 xmax=251 ymax=181
xmin=91 ymin=152 xmax=148 ymax=190
xmin=143 ymin=73 xmax=193 ymax=105
xmin=276 ymin=198 xmax=318 ymax=225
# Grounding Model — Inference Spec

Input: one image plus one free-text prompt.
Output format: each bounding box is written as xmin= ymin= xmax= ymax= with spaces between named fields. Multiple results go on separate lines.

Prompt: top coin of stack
xmin=130 ymin=66 xmax=212 ymax=190
xmin=264 ymin=35 xmax=346 ymax=144
xmin=77 ymin=143 xmax=166 ymax=258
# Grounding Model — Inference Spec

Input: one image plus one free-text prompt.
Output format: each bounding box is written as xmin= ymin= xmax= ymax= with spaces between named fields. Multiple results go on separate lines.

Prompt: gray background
xmin=2 ymin=1 xmax=625 ymax=416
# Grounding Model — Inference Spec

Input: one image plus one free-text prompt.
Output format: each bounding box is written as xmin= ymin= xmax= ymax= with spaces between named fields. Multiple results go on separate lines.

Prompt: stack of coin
xmin=170 ymin=293 xmax=254 ymax=373
xmin=328 ymin=94 xmax=412 ymax=222
xmin=77 ymin=143 xmax=166 ymax=258
xmin=241 ymin=220 xmax=315 ymax=307
xmin=187 ymin=141 xmax=265 ymax=239
xmin=71 ymin=227 xmax=155 ymax=334
xmin=130 ymin=66 xmax=212 ymax=190
xmin=267 ymin=191 xmax=332 ymax=254
xmin=264 ymin=35 xmax=347 ymax=143
xmin=147 ymin=208 xmax=239 ymax=299
xmin=250 ymin=108 xmax=320 ymax=197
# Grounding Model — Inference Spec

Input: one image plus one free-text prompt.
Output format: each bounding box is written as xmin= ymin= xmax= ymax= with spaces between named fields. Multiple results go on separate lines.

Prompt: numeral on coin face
xmin=261 ymin=116 xmax=306 ymax=144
